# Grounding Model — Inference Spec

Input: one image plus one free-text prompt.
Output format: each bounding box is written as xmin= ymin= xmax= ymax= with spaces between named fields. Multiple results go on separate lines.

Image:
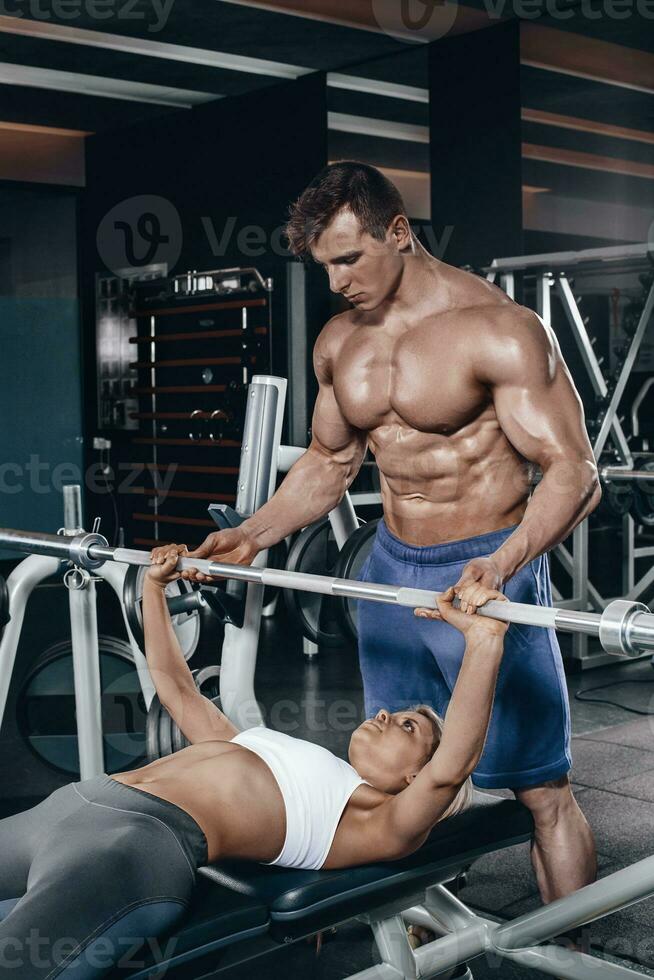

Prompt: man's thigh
xmin=358 ymin=595 xmax=451 ymax=717
xmin=357 ymin=536 xmax=571 ymax=788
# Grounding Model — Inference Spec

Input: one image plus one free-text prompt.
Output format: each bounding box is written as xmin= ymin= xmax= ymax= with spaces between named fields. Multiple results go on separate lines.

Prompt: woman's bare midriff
xmin=111 ymin=741 xmax=286 ymax=863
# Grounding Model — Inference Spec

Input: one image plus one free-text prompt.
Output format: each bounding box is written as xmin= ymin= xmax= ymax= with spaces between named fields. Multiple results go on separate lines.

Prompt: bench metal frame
xmin=355 ymin=853 xmax=654 ymax=979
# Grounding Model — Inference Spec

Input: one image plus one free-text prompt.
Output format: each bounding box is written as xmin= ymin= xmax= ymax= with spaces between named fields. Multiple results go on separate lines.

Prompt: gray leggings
xmin=0 ymin=774 xmax=208 ymax=978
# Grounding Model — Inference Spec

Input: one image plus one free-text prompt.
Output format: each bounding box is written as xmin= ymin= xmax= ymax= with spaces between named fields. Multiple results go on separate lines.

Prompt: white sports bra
xmin=231 ymin=726 xmax=367 ymax=870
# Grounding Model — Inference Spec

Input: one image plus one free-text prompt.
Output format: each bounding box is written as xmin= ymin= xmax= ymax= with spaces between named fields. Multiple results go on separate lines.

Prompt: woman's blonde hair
xmin=413 ymin=704 xmax=475 ymax=820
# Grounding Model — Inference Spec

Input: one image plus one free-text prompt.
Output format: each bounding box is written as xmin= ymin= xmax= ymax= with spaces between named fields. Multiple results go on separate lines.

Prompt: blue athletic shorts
xmin=357 ymin=520 xmax=572 ymax=790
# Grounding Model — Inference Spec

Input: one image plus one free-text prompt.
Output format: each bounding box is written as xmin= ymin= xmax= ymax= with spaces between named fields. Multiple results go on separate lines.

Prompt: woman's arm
xmin=365 ymin=587 xmax=508 ymax=859
xmin=143 ymin=546 xmax=239 ymax=742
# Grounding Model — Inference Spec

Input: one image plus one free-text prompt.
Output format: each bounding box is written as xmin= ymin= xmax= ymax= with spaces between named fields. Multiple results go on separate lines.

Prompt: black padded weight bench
xmin=112 ymin=793 xmax=533 ymax=980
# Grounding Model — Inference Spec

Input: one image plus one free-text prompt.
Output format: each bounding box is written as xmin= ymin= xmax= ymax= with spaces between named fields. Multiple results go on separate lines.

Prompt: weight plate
xmin=123 ymin=564 xmax=200 ymax=661
xmin=284 ymin=519 xmax=349 ymax=648
xmin=147 ymin=665 xmax=223 ymax=760
xmin=145 ymin=693 xmax=163 ymax=763
xmin=599 ymin=480 xmax=633 ymax=519
xmin=16 ymin=635 xmax=146 ymax=776
xmin=333 ymin=520 xmax=379 ymax=642
xmin=192 ymin=665 xmax=222 ymax=700
xmin=158 ymin=700 xmax=174 ymax=759
xmin=172 ymin=709 xmax=189 ymax=754
xmin=632 ymin=487 xmax=654 ymax=526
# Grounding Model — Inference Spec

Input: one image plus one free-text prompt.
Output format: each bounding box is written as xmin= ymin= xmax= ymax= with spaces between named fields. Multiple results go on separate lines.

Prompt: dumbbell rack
xmin=124 ymin=267 xmax=273 ymax=549
xmin=487 ymin=242 xmax=654 ymax=667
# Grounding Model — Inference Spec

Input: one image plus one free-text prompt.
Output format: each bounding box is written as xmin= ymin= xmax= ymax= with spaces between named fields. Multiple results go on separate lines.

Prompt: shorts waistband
xmin=78 ymin=774 xmax=208 ymax=868
xmin=376 ymin=519 xmax=519 ymax=565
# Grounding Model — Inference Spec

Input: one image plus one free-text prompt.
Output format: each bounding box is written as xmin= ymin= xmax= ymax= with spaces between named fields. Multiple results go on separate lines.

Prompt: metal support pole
xmin=593 ymin=278 xmax=654 ymax=459
xmin=536 ymin=272 xmax=552 ymax=325
xmin=494 ymin=853 xmax=654 ymax=952
xmin=622 ymin=513 xmax=635 ymax=595
xmin=0 ymin=555 xmax=64 ymax=732
xmin=63 ymin=484 xmax=83 ymax=532
xmin=66 ymin=567 xmax=104 ymax=778
xmin=556 ymin=274 xmax=632 ymax=465
xmin=221 ymin=376 xmax=287 ymax=728
xmin=329 ymin=494 xmax=359 ymax=548
xmin=500 ymin=272 xmax=515 ymax=299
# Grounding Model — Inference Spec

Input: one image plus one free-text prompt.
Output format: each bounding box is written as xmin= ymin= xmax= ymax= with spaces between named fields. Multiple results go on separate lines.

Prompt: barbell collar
xmin=68 ymin=532 xmax=110 ymax=571
xmin=599 ymin=599 xmax=651 ymax=657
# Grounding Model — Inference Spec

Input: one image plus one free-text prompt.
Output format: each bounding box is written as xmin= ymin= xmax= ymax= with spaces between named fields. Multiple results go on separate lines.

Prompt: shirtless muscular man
xmin=187 ymin=162 xmax=601 ymax=905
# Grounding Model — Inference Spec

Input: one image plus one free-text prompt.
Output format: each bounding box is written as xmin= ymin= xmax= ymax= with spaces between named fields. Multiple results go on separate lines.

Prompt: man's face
xmin=348 ymin=708 xmax=438 ymax=794
xmin=310 ymin=208 xmax=407 ymax=312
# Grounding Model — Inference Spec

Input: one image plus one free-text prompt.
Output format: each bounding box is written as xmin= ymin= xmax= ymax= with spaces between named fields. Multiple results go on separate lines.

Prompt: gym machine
xmin=487 ymin=242 xmax=654 ymax=666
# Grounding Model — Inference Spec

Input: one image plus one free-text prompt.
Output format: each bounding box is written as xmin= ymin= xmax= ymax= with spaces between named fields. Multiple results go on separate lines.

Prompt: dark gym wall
xmin=429 ymin=21 xmax=523 ymax=269
xmin=80 ymin=71 xmax=329 ymax=529
xmin=82 ymin=70 xmax=328 ymax=281
xmin=0 ymin=184 xmax=82 ymax=547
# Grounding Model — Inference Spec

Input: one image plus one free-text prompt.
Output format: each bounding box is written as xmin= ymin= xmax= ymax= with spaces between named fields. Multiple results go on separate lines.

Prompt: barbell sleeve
xmin=1 ymin=527 xmax=654 ymax=656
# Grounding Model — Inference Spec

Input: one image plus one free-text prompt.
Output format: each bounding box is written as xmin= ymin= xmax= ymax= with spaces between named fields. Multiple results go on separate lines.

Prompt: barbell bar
xmin=600 ymin=466 xmax=654 ymax=483
xmin=0 ymin=526 xmax=653 ymax=657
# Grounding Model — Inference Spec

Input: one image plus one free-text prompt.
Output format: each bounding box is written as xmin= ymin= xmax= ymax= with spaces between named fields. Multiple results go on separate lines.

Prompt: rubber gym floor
xmin=1 ymin=576 xmax=653 ymax=979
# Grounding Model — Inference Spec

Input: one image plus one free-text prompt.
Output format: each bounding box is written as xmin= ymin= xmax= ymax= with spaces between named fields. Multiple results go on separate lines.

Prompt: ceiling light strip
xmin=522 ymin=58 xmax=654 ymax=98
xmin=0 ymin=61 xmax=218 ymax=107
xmin=328 ymin=112 xmax=429 ymax=143
xmin=0 ymin=14 xmax=308 ymax=79
xmin=328 ymin=73 xmax=428 ymax=104
xmin=521 ymin=108 xmax=654 ymax=146
xmin=523 ymin=142 xmax=654 ymax=180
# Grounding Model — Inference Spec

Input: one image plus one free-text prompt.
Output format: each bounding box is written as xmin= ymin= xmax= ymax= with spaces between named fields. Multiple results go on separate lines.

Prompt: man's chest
xmin=332 ymin=323 xmax=489 ymax=435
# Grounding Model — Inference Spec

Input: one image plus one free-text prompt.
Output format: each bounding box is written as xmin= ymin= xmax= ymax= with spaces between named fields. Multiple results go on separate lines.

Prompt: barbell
xmin=0 ymin=526 xmax=653 ymax=657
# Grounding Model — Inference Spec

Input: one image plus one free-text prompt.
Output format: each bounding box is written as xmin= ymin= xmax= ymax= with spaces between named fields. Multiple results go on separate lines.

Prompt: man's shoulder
xmin=314 ymin=309 xmax=358 ymax=357
xmin=462 ymin=301 xmax=549 ymax=348
xmin=466 ymin=303 xmax=558 ymax=386
xmin=322 ymin=308 xmax=359 ymax=337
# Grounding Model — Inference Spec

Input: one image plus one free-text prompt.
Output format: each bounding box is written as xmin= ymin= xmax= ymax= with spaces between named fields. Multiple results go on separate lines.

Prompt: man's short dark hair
xmin=285 ymin=161 xmax=407 ymax=260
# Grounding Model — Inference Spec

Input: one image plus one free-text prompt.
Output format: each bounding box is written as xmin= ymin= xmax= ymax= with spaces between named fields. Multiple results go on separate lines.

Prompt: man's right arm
xmin=188 ymin=318 xmax=367 ymax=568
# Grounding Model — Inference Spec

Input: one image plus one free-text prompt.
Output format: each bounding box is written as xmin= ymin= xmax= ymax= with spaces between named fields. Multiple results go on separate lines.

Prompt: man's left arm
xmin=457 ymin=308 xmax=601 ymax=602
